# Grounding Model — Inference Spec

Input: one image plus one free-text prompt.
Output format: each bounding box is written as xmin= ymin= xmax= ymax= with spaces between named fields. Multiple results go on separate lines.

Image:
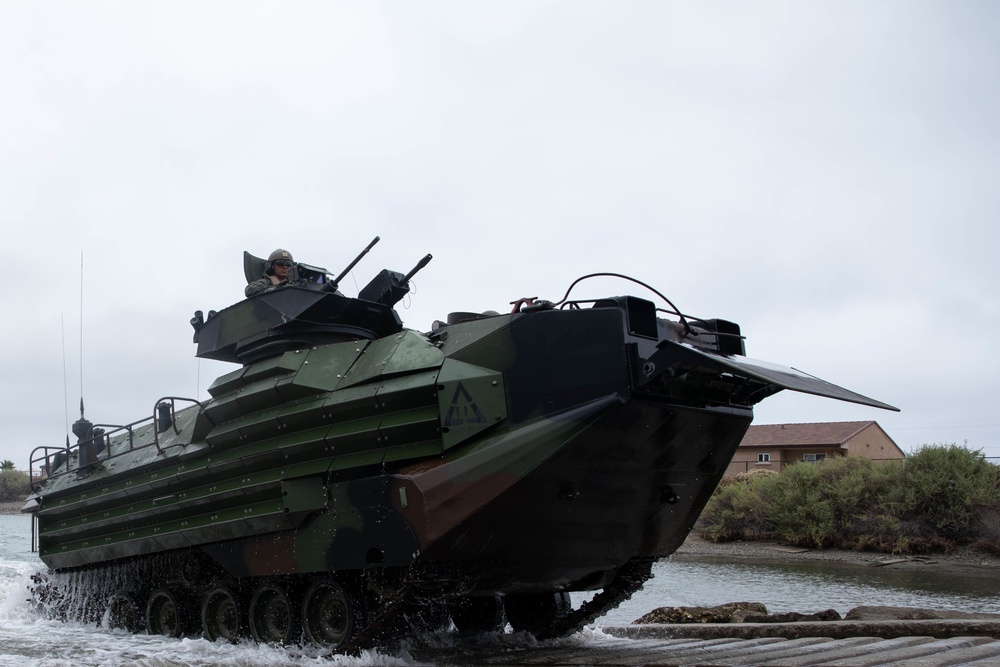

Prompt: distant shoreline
xmin=674 ymin=532 xmax=1000 ymax=572
xmin=0 ymin=501 xmax=24 ymax=515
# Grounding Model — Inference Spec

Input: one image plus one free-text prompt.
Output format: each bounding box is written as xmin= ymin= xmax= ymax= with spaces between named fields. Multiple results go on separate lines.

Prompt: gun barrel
xmin=403 ymin=254 xmax=433 ymax=283
xmin=332 ymin=236 xmax=380 ymax=288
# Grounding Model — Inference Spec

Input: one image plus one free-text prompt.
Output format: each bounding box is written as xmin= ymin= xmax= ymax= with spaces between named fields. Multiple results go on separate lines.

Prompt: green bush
xmin=700 ymin=444 xmax=1000 ymax=554
xmin=0 ymin=469 xmax=30 ymax=502
xmin=763 ymin=462 xmax=835 ymax=548
xmin=701 ymin=476 xmax=773 ymax=542
xmin=900 ymin=445 xmax=1000 ymax=538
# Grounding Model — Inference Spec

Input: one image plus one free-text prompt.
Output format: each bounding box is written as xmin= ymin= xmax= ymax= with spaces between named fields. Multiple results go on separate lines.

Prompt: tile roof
xmin=740 ymin=421 xmax=877 ymax=447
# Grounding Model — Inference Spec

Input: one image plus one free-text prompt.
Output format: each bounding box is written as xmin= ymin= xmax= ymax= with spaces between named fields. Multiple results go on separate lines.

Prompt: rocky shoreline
xmin=635 ymin=602 xmax=1000 ymax=625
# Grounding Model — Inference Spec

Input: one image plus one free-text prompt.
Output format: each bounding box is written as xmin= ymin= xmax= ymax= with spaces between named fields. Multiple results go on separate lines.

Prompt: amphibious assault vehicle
xmin=24 ymin=239 xmax=896 ymax=651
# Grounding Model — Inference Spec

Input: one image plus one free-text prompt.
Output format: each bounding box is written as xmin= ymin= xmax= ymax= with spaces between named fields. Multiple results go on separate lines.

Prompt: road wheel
xmin=146 ymin=589 xmax=184 ymax=637
xmin=248 ymin=582 xmax=299 ymax=644
xmin=301 ymin=579 xmax=361 ymax=649
xmin=504 ymin=591 xmax=572 ymax=638
xmin=105 ymin=593 xmax=142 ymax=633
xmin=202 ymin=585 xmax=243 ymax=642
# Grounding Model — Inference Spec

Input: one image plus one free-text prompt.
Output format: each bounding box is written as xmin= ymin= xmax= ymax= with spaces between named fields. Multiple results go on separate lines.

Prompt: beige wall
xmin=724 ymin=447 xmax=843 ymax=476
xmin=723 ymin=424 xmax=905 ymax=477
xmin=842 ymin=424 xmax=905 ymax=460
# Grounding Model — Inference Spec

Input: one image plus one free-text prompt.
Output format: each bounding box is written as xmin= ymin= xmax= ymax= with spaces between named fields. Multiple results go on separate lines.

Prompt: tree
xmin=0 ymin=460 xmax=15 ymax=471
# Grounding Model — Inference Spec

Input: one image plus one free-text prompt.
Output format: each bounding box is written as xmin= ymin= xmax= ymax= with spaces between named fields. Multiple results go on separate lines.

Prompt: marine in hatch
xmin=245 ymin=248 xmax=294 ymax=297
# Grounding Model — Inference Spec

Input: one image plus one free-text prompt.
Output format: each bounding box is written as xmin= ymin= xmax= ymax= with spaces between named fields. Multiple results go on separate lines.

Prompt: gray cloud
xmin=1 ymin=1 xmax=998 ymax=469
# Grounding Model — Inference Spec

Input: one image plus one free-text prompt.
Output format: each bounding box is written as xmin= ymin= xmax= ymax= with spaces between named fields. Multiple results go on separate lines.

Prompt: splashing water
xmin=0 ymin=515 xmax=420 ymax=667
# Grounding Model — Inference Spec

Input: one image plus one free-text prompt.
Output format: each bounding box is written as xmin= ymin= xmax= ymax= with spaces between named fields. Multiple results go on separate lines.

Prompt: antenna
xmin=79 ymin=252 xmax=84 ymax=406
xmin=72 ymin=251 xmax=89 ymax=439
xmin=62 ymin=313 xmax=69 ymax=437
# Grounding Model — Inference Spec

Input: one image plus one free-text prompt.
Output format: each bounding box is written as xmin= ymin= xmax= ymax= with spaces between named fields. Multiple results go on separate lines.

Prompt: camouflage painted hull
xmin=26 ymin=276 xmax=894 ymax=646
xmin=406 ymin=397 xmax=752 ymax=593
xmin=35 ymin=309 xmax=735 ymax=575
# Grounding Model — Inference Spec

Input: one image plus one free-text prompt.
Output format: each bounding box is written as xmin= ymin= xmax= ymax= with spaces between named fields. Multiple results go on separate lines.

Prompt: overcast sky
xmin=1 ymin=1 xmax=998 ymax=471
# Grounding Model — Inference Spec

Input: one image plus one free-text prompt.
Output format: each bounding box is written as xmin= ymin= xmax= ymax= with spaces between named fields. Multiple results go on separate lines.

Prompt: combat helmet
xmin=266 ymin=248 xmax=294 ymax=275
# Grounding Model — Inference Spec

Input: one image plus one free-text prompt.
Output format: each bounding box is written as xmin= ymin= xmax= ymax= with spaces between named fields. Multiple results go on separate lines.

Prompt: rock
xmin=845 ymin=605 xmax=1000 ymax=621
xmin=635 ymin=602 xmax=767 ymax=624
xmin=743 ymin=609 xmax=842 ymax=623
xmin=636 ymin=603 xmax=1000 ymax=626
xmin=729 ymin=608 xmax=762 ymax=623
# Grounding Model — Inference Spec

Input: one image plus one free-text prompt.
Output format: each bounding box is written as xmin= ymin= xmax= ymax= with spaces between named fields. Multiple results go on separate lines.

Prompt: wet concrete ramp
xmin=412 ymin=631 xmax=1000 ymax=666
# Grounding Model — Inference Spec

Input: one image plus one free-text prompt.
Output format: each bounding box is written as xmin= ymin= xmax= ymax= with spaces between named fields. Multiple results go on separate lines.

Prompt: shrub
xmin=0 ymin=469 xmax=30 ymax=502
xmin=899 ymin=445 xmax=1000 ymax=539
xmin=761 ymin=462 xmax=836 ymax=548
xmin=701 ymin=474 xmax=774 ymax=542
xmin=699 ymin=444 xmax=1000 ymax=554
xmin=735 ymin=469 xmax=779 ymax=484
xmin=819 ymin=457 xmax=907 ymax=549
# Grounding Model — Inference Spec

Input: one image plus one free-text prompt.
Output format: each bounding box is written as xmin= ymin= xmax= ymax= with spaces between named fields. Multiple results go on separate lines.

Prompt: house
xmin=725 ymin=420 xmax=905 ymax=477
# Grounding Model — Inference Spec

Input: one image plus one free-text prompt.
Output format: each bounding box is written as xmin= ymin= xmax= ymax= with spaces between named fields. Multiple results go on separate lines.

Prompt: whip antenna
xmin=62 ymin=313 xmax=70 ymax=437
xmin=63 ymin=252 xmax=93 ymax=446
xmin=79 ymin=252 xmax=84 ymax=406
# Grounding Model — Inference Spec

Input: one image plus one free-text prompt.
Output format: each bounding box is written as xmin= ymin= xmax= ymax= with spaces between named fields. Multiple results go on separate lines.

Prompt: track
xmin=29 ymin=555 xmax=656 ymax=654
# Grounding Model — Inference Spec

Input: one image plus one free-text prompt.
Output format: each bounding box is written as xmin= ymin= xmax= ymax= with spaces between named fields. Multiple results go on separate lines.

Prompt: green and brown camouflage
xmin=23 ymin=245 xmax=897 ymax=647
